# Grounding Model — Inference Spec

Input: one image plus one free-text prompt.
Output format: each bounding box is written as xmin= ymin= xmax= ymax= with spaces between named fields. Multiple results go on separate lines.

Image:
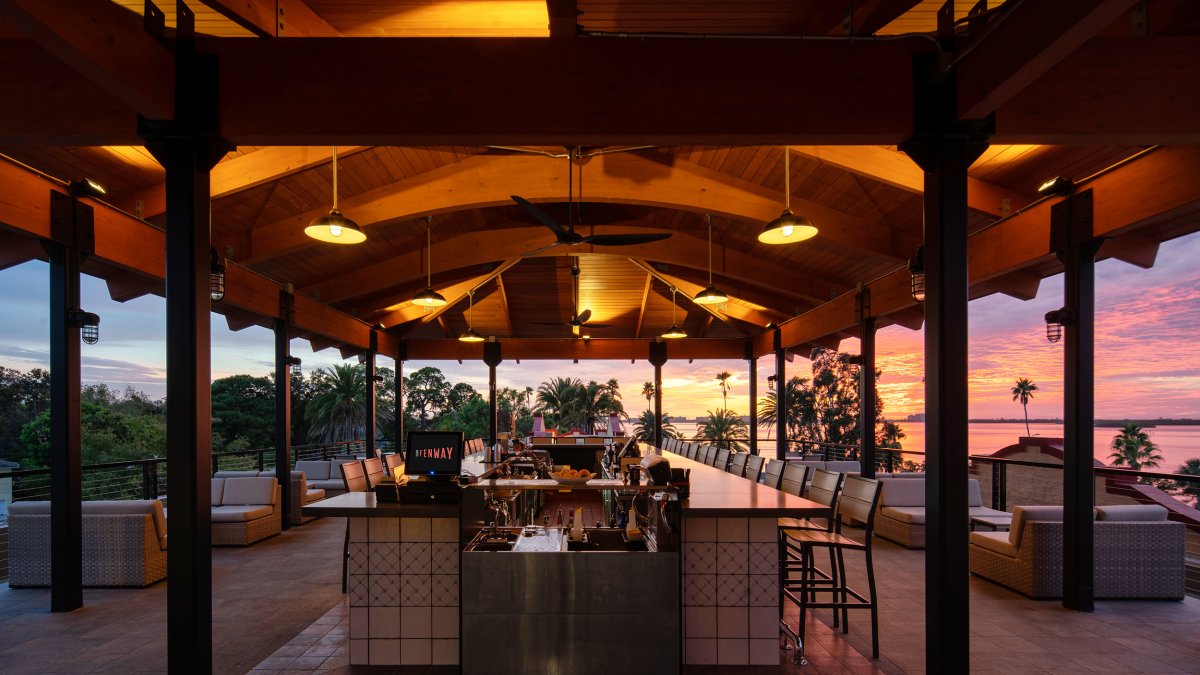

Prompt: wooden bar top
xmin=663 ymin=451 xmax=830 ymax=518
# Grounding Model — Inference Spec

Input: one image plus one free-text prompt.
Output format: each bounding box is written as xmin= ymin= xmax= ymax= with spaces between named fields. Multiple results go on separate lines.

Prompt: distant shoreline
xmin=902 ymin=418 xmax=1200 ymax=428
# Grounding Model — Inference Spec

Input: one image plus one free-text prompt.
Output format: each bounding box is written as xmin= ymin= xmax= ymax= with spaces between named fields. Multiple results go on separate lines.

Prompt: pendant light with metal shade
xmin=693 ymin=214 xmax=729 ymax=306
xmin=305 ymin=147 xmax=366 ymax=244
xmin=758 ymin=148 xmax=818 ymax=245
xmin=458 ymin=289 xmax=484 ymax=342
xmin=660 ymin=285 xmax=687 ymax=339
xmin=412 ymin=216 xmax=448 ymax=307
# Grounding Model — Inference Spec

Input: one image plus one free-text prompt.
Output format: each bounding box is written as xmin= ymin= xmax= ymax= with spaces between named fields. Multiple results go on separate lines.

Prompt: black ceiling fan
xmin=531 ymin=260 xmax=613 ymax=336
xmin=510 ymin=147 xmax=672 ymax=258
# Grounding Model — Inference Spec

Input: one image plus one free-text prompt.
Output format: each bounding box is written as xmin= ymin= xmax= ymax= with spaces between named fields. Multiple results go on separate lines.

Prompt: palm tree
xmin=757 ymin=376 xmax=816 ymax=441
xmin=1011 ymin=378 xmax=1038 ymax=436
xmin=632 ymin=409 xmax=679 ymax=443
xmin=1108 ymin=423 xmax=1163 ymax=470
xmin=535 ymin=376 xmax=582 ymax=431
xmin=696 ymin=409 xmax=749 ymax=451
xmin=575 ymin=380 xmax=624 ymax=434
xmin=878 ymin=421 xmax=906 ymax=449
xmin=1173 ymin=458 xmax=1200 ymax=506
xmin=715 ymin=371 xmax=733 ymax=411
xmin=641 ymin=381 xmax=656 ymax=408
xmin=307 ymin=363 xmax=366 ymax=442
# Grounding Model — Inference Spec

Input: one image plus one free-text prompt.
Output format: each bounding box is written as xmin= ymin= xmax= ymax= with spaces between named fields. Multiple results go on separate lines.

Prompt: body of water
xmin=666 ymin=421 xmax=1200 ymax=471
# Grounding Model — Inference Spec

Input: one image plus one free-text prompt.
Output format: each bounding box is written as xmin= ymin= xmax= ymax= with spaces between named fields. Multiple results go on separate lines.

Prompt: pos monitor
xmin=405 ymin=431 xmax=464 ymax=479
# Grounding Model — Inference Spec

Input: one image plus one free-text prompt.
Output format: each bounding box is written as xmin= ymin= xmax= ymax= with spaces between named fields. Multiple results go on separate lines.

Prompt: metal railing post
xmin=142 ymin=461 xmax=154 ymax=500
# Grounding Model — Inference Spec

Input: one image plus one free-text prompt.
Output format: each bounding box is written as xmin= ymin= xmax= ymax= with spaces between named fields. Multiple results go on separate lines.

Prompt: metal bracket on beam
xmin=483 ymin=341 xmax=502 ymax=367
xmin=47 ymin=191 xmax=95 ymax=259
xmin=855 ymin=283 xmax=872 ymax=323
xmin=648 ymin=341 xmax=668 ymax=367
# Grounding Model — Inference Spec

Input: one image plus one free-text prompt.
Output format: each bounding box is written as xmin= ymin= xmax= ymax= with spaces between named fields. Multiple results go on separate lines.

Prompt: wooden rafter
xmin=300 ymin=223 xmax=846 ymax=308
xmin=404 ymin=337 xmax=746 ymax=361
xmin=627 ymin=259 xmax=782 ymax=332
xmin=789 ymin=145 xmax=1027 ymax=218
xmin=494 ymin=273 xmax=514 ymax=337
xmin=633 ymin=273 xmax=652 ymax=338
xmin=376 ymin=259 xmax=522 ymax=330
xmin=114 ymin=146 xmax=367 ymax=220
xmin=201 ymin=0 xmax=340 ymax=37
xmin=0 ymin=0 xmax=173 ymax=119
xmin=955 ymin=0 xmax=1140 ymax=120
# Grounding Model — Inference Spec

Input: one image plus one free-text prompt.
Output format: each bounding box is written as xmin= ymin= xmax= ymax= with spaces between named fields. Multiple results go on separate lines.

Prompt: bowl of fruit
xmin=549 ymin=468 xmax=593 ymax=485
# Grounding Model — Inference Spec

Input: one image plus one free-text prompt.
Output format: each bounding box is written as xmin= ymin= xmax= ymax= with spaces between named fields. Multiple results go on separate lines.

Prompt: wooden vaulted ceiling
xmin=1 ymin=0 xmax=1199 ymax=360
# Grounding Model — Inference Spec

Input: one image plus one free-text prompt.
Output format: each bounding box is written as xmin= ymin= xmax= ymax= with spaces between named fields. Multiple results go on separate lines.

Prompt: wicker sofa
xmin=215 ymin=469 xmax=325 ymax=526
xmin=8 ymin=499 xmax=168 ymax=587
xmin=211 ymin=476 xmax=282 ymax=546
xmin=968 ymin=504 xmax=1185 ymax=599
xmin=295 ymin=460 xmax=354 ymax=496
xmin=874 ymin=478 xmax=1007 ymax=549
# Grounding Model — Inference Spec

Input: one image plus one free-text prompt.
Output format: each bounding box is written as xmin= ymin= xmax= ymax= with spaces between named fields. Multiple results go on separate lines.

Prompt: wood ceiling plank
xmin=633 ymin=273 xmax=652 ymax=338
xmin=202 ymin=0 xmax=340 ymax=37
xmin=404 ymin=337 xmax=746 ymax=361
xmin=494 ymin=273 xmax=515 ymax=337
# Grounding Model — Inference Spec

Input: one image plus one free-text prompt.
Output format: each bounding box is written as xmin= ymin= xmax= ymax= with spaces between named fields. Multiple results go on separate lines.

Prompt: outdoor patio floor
xmin=1 ymin=515 xmax=1198 ymax=674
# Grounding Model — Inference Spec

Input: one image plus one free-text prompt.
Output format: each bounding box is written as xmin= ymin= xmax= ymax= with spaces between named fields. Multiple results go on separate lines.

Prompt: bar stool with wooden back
xmin=761 ymin=459 xmax=785 ymax=489
xmin=712 ymin=447 xmax=731 ymax=471
xmin=339 ymin=461 xmax=369 ymax=593
xmin=744 ymin=454 xmax=766 ymax=483
xmin=362 ymin=457 xmax=386 ymax=488
xmin=777 ymin=469 xmax=844 ymax=627
xmin=383 ymin=453 xmax=404 ymax=479
xmin=780 ymin=475 xmax=883 ymax=664
xmin=726 ymin=451 xmax=748 ymax=477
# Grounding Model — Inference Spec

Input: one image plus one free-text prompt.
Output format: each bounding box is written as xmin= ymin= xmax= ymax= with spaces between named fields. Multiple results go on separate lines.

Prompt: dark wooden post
xmin=649 ymin=342 xmax=668 ymax=450
xmin=1053 ymin=189 xmax=1099 ymax=612
xmin=365 ymin=330 xmax=377 ymax=459
xmin=46 ymin=191 xmax=91 ymax=612
xmin=773 ymin=330 xmax=787 ymax=461
xmin=484 ymin=342 xmax=502 ymax=447
xmin=395 ymin=343 xmax=406 ymax=457
xmin=900 ymin=48 xmax=990 ymax=673
xmin=274 ymin=291 xmax=292 ymax=531
xmin=745 ymin=339 xmax=758 ymax=455
xmin=142 ymin=12 xmax=232 ymax=667
xmin=858 ymin=286 xmax=877 ymax=478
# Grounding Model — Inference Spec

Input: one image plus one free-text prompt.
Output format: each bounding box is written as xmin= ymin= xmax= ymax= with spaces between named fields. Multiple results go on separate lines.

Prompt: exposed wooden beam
xmin=103 ymin=270 xmax=161 ymax=302
xmin=841 ymin=0 xmax=924 ymax=35
xmin=628 ymin=259 xmax=783 ymax=331
xmin=404 ymin=337 xmax=746 ymax=361
xmin=494 ymin=273 xmax=515 ymax=337
xmin=375 ymin=259 xmax=521 ymax=329
xmin=757 ymin=146 xmax=1200 ymax=356
xmin=247 ymin=151 xmax=908 ymax=265
xmin=435 ymin=315 xmax=452 ymax=339
xmin=981 ymin=269 xmax=1042 ymax=301
xmin=789 ymin=145 xmax=1027 ymax=218
xmin=633 ymin=273 xmax=652 ymax=338
xmin=1100 ymin=231 xmax=1160 ymax=269
xmin=201 ymin=0 xmax=340 ymax=37
xmin=0 ymin=155 xmax=387 ymax=357
xmin=546 ymin=0 xmax=578 ymax=37
xmin=0 ymin=233 xmax=44 ymax=271
xmin=114 ymin=145 xmax=366 ymax=220
xmin=697 ymin=314 xmax=715 ymax=338
xmin=300 ymin=222 xmax=846 ymax=308
xmin=997 ymin=37 xmax=1200 ymax=144
xmin=0 ymin=0 xmax=173 ymax=119
xmin=956 ymin=0 xmax=1140 ymax=119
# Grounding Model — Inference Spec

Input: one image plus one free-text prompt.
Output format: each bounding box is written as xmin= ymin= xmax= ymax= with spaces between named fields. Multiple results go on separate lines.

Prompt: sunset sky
xmin=1 ymin=230 xmax=1198 ymax=421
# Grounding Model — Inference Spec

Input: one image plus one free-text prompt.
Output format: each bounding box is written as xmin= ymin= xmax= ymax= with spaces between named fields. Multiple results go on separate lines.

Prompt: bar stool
xmin=779 ymin=475 xmax=883 ymax=664
xmin=761 ymin=459 xmax=785 ymax=489
xmin=339 ymin=461 xmax=368 ymax=593
xmin=712 ymin=447 xmax=730 ymax=471
xmin=744 ymin=454 xmax=765 ymax=483
xmin=362 ymin=456 xmax=386 ymax=488
xmin=383 ymin=452 xmax=404 ymax=478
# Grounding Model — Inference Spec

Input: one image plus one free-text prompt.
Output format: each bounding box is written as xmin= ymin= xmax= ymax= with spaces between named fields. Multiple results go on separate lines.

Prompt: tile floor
xmin=2 ymin=515 xmax=1199 ymax=674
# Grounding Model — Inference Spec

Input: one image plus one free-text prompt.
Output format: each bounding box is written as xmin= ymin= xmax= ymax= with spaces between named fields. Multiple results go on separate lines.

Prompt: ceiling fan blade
xmin=576 ymin=308 xmax=592 ymax=324
xmin=580 ymin=232 xmax=673 ymax=246
xmin=581 ymin=322 xmax=614 ymax=329
xmin=531 ymin=321 xmax=569 ymax=326
xmin=511 ymin=195 xmax=570 ymax=237
xmin=515 ymin=241 xmax=564 ymax=259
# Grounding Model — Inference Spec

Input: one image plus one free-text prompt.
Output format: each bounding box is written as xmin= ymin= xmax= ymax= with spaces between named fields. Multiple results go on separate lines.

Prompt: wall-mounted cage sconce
xmin=209 ymin=247 xmax=226 ymax=302
xmin=1044 ymin=308 xmax=1073 ymax=343
xmin=909 ymin=245 xmax=925 ymax=302
xmin=285 ymin=355 xmax=302 ymax=377
xmin=767 ymin=374 xmax=777 ymax=392
xmin=70 ymin=309 xmax=100 ymax=344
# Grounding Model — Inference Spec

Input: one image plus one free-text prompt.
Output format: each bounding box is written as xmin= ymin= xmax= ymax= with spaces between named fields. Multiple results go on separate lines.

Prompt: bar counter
xmin=302 ymin=449 xmax=829 ymax=669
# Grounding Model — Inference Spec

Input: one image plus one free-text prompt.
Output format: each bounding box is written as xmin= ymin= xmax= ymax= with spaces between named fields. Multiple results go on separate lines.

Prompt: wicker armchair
xmin=8 ymin=500 xmax=168 ymax=587
xmin=211 ymin=477 xmax=283 ymax=547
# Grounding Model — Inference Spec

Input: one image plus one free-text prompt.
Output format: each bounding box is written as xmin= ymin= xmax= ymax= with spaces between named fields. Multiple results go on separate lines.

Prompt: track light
xmin=69 ymin=309 xmax=100 ymax=344
xmin=1037 ymin=176 xmax=1075 ymax=198
xmin=66 ymin=178 xmax=106 ymax=199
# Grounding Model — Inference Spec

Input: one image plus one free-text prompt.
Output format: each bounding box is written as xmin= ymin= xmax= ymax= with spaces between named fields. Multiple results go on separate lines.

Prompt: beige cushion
xmin=212 ymin=479 xmax=224 ymax=506
xmin=880 ymin=506 xmax=925 ymax=525
xmin=221 ymin=477 xmax=276 ymax=506
xmin=304 ymin=488 xmax=326 ymax=503
xmin=970 ymin=530 xmax=1017 ymax=557
xmin=213 ymin=470 xmax=258 ymax=478
xmin=1094 ymin=504 xmax=1168 ymax=521
xmin=1009 ymin=505 xmax=1062 ymax=547
xmin=211 ymin=504 xmax=274 ymax=522
xmin=11 ymin=500 xmax=168 ymax=549
xmin=967 ymin=479 xmax=984 ymax=507
xmin=311 ymin=478 xmax=346 ymax=491
xmin=825 ymin=461 xmax=861 ymax=474
xmin=880 ymin=477 xmax=924 ymax=507
xmin=295 ymin=460 xmax=331 ymax=481
xmin=969 ymin=506 xmax=1009 ymax=519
